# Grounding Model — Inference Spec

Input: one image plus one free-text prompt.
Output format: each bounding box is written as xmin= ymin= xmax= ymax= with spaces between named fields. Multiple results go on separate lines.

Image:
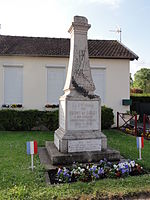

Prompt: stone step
xmin=45 ymin=141 xmax=120 ymax=165
xmin=38 ymin=147 xmax=57 ymax=170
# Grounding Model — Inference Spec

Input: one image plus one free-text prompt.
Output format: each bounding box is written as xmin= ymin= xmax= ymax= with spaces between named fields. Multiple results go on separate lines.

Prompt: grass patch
xmin=0 ymin=130 xmax=150 ymax=199
xmin=0 ymin=132 xmax=53 ymax=189
xmin=104 ymin=129 xmax=150 ymax=170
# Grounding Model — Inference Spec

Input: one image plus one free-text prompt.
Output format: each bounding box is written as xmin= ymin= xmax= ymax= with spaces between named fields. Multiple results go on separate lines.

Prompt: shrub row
xmin=131 ymin=96 xmax=150 ymax=114
xmin=0 ymin=110 xmax=59 ymax=131
xmin=0 ymin=106 xmax=114 ymax=131
xmin=101 ymin=106 xmax=114 ymax=129
xmin=130 ymin=95 xmax=150 ymax=103
xmin=130 ymin=95 xmax=150 ymax=120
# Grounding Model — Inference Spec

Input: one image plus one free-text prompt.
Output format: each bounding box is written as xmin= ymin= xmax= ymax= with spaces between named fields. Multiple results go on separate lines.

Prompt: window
xmin=4 ymin=66 xmax=23 ymax=104
xmin=47 ymin=67 xmax=66 ymax=104
xmin=91 ymin=68 xmax=106 ymax=104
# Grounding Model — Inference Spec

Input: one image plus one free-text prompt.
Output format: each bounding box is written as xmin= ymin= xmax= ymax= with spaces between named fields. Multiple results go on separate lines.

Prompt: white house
xmin=0 ymin=35 xmax=138 ymax=125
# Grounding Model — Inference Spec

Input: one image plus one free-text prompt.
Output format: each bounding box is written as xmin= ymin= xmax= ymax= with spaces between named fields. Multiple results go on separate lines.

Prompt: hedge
xmin=0 ymin=106 xmax=114 ymax=131
xmin=130 ymin=95 xmax=150 ymax=103
xmin=0 ymin=109 xmax=59 ymax=131
xmin=130 ymin=95 xmax=150 ymax=113
xmin=130 ymin=95 xmax=150 ymax=120
xmin=101 ymin=106 xmax=114 ymax=129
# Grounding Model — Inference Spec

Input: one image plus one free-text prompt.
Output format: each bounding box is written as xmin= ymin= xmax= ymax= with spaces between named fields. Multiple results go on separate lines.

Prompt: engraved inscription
xmin=68 ymin=139 xmax=101 ymax=152
xmin=67 ymin=101 xmax=99 ymax=130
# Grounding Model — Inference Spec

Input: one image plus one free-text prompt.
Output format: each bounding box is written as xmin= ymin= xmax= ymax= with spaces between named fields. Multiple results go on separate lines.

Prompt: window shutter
xmin=91 ymin=68 xmax=106 ymax=104
xmin=47 ymin=67 xmax=65 ymax=104
xmin=4 ymin=67 xmax=23 ymax=104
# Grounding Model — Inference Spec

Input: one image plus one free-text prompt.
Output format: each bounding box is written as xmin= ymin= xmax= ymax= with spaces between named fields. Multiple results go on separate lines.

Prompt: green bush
xmin=101 ymin=106 xmax=114 ymax=129
xmin=0 ymin=109 xmax=58 ymax=131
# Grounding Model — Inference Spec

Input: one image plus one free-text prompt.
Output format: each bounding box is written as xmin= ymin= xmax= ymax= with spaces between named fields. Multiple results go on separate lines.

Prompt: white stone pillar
xmin=64 ymin=16 xmax=95 ymax=96
xmin=54 ymin=16 xmax=107 ymax=153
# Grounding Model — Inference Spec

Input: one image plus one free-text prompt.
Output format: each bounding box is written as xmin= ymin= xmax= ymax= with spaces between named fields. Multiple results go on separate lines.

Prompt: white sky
xmin=0 ymin=0 xmax=150 ymax=78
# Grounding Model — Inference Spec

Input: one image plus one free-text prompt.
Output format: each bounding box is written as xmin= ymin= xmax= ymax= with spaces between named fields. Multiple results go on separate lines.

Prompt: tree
xmin=133 ymin=68 xmax=150 ymax=93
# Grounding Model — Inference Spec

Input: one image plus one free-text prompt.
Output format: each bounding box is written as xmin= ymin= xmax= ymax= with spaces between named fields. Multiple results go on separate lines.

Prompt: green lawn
xmin=0 ymin=130 xmax=150 ymax=200
xmin=104 ymin=129 xmax=150 ymax=170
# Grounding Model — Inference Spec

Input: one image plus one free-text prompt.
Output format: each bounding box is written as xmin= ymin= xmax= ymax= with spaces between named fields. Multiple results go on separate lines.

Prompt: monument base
xmin=54 ymin=128 xmax=107 ymax=153
xmin=54 ymin=93 xmax=108 ymax=153
xmin=46 ymin=141 xmax=120 ymax=165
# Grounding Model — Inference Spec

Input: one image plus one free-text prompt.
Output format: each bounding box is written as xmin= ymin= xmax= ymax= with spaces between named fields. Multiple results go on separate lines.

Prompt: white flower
xmin=118 ymin=163 xmax=124 ymax=168
xmin=130 ymin=161 xmax=135 ymax=167
xmin=113 ymin=164 xmax=117 ymax=169
xmin=81 ymin=168 xmax=85 ymax=172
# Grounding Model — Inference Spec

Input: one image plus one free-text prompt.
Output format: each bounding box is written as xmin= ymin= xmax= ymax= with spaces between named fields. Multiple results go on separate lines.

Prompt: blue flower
xmin=100 ymin=160 xmax=104 ymax=165
xmin=120 ymin=167 xmax=129 ymax=174
xmin=89 ymin=168 xmax=93 ymax=171
xmin=125 ymin=164 xmax=129 ymax=169
xmin=98 ymin=168 xmax=104 ymax=175
xmin=57 ymin=169 xmax=62 ymax=175
xmin=65 ymin=173 xmax=70 ymax=177
xmin=121 ymin=168 xmax=126 ymax=174
xmin=93 ymin=166 xmax=97 ymax=171
xmin=93 ymin=172 xmax=99 ymax=179
xmin=63 ymin=170 xmax=69 ymax=176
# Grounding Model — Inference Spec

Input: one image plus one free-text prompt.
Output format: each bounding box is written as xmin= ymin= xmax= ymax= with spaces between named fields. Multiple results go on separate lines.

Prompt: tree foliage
xmin=133 ymin=68 xmax=150 ymax=93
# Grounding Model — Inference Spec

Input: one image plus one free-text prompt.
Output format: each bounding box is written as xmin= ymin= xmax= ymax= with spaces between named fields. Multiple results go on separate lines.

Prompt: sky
xmin=0 ymin=0 xmax=150 ymax=78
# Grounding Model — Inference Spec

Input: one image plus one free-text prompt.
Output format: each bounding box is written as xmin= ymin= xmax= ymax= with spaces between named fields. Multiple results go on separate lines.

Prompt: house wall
xmin=90 ymin=58 xmax=130 ymax=125
xmin=0 ymin=56 xmax=130 ymax=126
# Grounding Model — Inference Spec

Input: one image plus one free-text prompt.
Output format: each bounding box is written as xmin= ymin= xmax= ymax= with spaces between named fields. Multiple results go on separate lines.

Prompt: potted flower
xmin=1 ymin=104 xmax=9 ymax=108
xmin=11 ymin=104 xmax=17 ymax=108
xmin=45 ymin=104 xmax=59 ymax=110
xmin=10 ymin=104 xmax=23 ymax=108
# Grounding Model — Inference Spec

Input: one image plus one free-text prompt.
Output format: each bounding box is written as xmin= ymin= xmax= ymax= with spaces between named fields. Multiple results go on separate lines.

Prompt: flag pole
xmin=31 ymin=154 xmax=34 ymax=171
xmin=138 ymin=146 xmax=142 ymax=160
xmin=27 ymin=140 xmax=37 ymax=171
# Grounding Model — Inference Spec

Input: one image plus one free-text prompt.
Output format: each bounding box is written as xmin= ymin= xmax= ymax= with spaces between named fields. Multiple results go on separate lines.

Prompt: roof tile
xmin=0 ymin=35 xmax=138 ymax=60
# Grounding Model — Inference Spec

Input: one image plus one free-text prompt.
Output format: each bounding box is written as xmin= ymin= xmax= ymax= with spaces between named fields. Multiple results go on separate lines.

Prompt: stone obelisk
xmin=54 ymin=16 xmax=107 ymax=154
xmin=45 ymin=16 xmax=120 ymax=165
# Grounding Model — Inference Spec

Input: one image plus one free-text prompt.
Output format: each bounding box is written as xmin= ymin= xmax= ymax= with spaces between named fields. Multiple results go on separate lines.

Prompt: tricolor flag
xmin=136 ymin=137 xmax=144 ymax=149
xmin=27 ymin=141 xmax=38 ymax=155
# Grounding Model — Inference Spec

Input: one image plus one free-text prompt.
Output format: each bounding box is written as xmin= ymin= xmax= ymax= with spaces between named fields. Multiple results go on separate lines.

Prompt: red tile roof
xmin=0 ymin=35 xmax=138 ymax=60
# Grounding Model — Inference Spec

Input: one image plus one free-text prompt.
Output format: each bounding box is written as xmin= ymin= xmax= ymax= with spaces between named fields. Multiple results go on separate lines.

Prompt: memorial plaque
xmin=68 ymin=139 xmax=101 ymax=152
xmin=67 ymin=101 xmax=99 ymax=131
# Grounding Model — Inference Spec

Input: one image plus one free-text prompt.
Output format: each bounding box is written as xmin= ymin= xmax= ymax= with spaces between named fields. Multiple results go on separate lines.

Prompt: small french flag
xmin=136 ymin=137 xmax=144 ymax=149
xmin=27 ymin=141 xmax=38 ymax=155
